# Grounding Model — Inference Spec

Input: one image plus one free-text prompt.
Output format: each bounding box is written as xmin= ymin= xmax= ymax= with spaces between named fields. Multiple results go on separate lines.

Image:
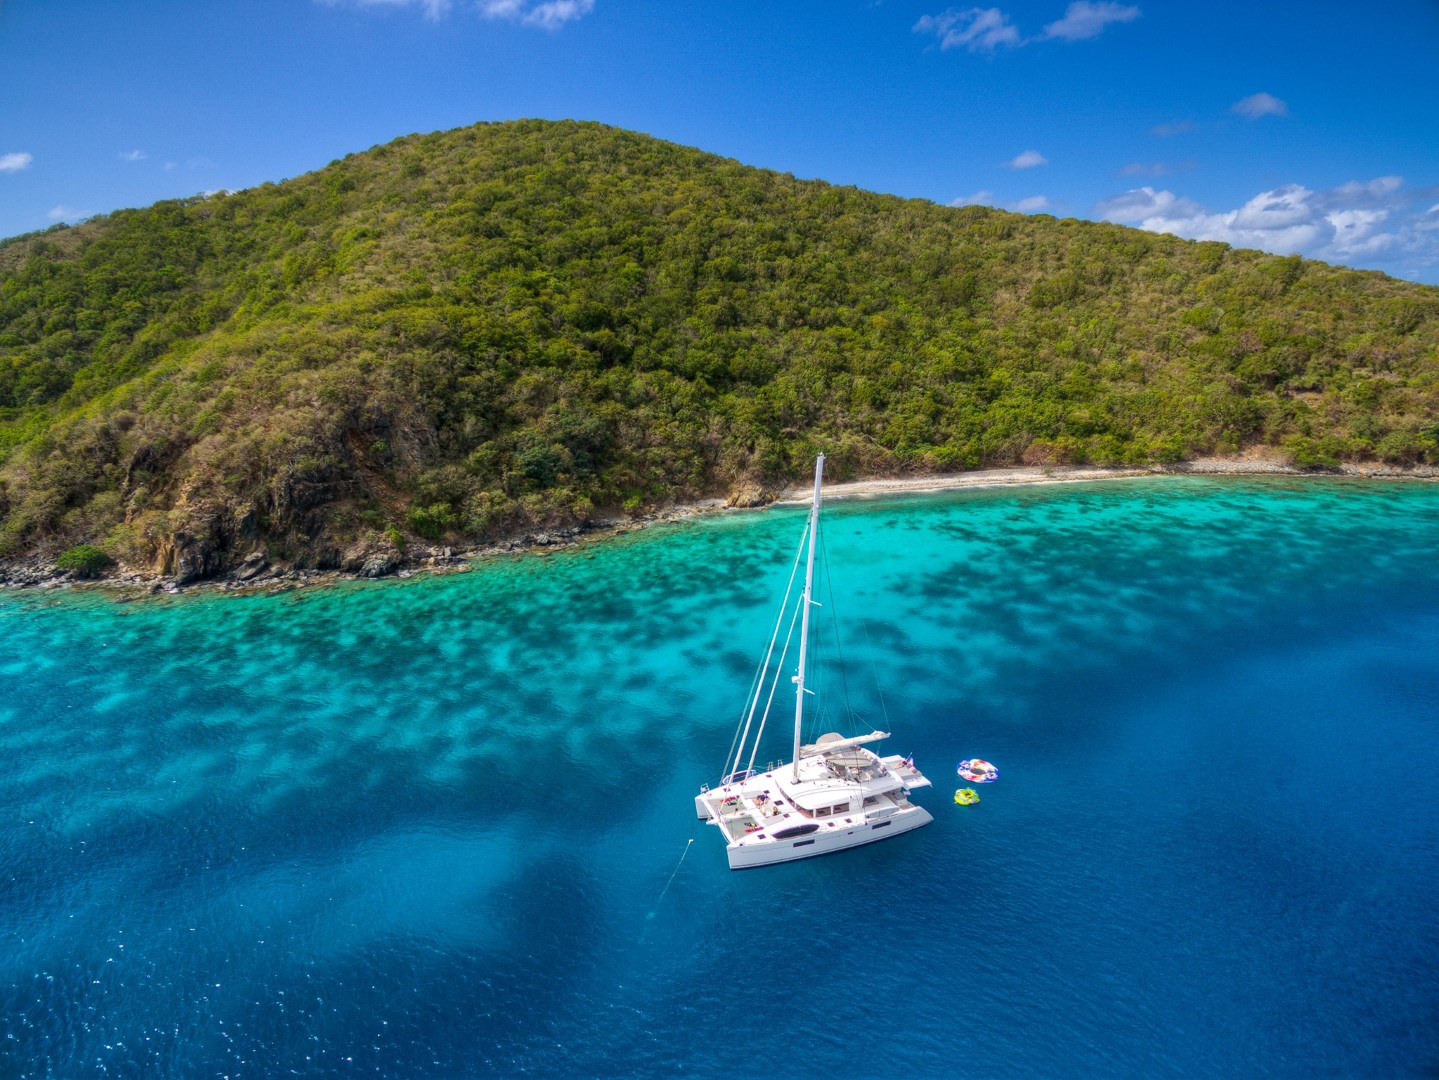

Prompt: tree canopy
xmin=2 ymin=119 xmax=1437 ymax=575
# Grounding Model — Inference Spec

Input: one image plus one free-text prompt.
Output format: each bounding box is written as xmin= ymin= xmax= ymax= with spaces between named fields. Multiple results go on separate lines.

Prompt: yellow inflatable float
xmin=954 ymin=788 xmax=980 ymax=806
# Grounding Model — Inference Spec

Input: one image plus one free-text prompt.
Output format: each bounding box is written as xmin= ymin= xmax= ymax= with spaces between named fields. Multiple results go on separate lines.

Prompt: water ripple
xmin=1 ymin=476 xmax=1437 ymax=1077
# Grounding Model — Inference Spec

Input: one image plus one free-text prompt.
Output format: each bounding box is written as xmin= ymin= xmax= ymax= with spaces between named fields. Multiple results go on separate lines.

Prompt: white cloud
xmin=319 ymin=0 xmax=454 ymax=18
xmin=1094 ymin=176 xmax=1439 ymax=279
xmin=47 ymin=204 xmax=90 ymax=222
xmin=1230 ymin=184 xmax=1312 ymax=231
xmin=950 ymin=190 xmax=995 ymax=206
xmin=1326 ymin=209 xmax=1393 ymax=258
xmin=1014 ymin=195 xmax=1050 ymax=212
xmin=1007 ymin=149 xmax=1047 ymax=169
xmin=1119 ymin=161 xmax=1167 ymax=177
xmin=524 ymin=0 xmax=593 ymax=29
xmin=1330 ymin=176 xmax=1402 ymax=203
xmin=1094 ymin=186 xmax=1203 ymax=222
xmin=1231 ymin=92 xmax=1288 ymax=119
xmin=913 ymin=7 xmax=1020 ymax=51
xmin=119 ymin=149 xmax=147 ymax=162
xmin=916 ymin=2 xmax=1137 ymax=51
xmin=1150 ymin=120 xmax=1193 ymax=137
xmin=1096 ymin=184 xmax=1319 ymax=251
xmin=480 ymin=0 xmax=593 ymax=29
xmin=0 ymin=151 xmax=33 ymax=173
xmin=1041 ymin=1 xmax=1140 ymax=41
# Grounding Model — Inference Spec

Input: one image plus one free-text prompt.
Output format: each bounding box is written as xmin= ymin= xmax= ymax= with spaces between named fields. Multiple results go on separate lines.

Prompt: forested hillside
xmin=2 ymin=119 xmax=1437 ymax=579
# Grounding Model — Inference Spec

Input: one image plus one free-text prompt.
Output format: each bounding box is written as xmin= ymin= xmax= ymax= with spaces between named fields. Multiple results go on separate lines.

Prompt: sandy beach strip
xmin=772 ymin=456 xmax=1437 ymax=504
xmin=773 ymin=465 xmax=1148 ymax=503
xmin=6 ymin=456 xmax=1434 ymax=595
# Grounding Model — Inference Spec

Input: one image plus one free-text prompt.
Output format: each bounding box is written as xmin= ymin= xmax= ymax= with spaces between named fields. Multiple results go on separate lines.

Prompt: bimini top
xmin=799 ymin=730 xmax=890 ymax=758
xmin=781 ymin=743 xmax=906 ymax=811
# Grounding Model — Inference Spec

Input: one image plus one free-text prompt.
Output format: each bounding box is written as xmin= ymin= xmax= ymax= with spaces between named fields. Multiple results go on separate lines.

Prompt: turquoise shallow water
xmin=1 ymin=476 xmax=1437 ymax=1078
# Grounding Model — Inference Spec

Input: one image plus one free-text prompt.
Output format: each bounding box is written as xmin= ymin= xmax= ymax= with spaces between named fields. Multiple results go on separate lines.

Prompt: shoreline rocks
xmin=2 ymin=463 xmax=1433 ymax=598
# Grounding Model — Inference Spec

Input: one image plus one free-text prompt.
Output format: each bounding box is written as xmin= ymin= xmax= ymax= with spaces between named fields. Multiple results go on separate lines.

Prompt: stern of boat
xmin=695 ymin=791 xmax=714 ymax=820
xmin=881 ymin=754 xmax=933 ymax=790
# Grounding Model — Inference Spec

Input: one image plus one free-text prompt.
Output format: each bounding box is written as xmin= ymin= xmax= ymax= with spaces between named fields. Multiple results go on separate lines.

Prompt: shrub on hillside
xmin=55 ymin=544 xmax=113 ymax=577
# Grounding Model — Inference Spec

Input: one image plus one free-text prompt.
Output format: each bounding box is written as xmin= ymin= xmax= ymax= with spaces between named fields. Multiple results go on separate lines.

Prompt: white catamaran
xmin=694 ymin=454 xmax=933 ymax=869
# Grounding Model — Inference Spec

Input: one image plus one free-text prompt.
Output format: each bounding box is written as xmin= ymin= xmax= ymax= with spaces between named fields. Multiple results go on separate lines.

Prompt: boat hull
xmin=725 ymin=804 xmax=933 ymax=869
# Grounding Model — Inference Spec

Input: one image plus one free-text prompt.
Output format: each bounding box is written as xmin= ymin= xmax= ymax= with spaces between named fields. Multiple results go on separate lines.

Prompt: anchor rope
xmin=651 ymin=827 xmax=697 ymax=915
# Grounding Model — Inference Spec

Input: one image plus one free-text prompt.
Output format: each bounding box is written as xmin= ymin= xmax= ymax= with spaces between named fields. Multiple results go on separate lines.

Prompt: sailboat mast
xmin=792 ymin=453 xmax=825 ymax=781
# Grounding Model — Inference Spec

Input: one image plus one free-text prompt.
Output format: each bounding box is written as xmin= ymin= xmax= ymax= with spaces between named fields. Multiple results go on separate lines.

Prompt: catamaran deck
xmin=696 ymin=743 xmax=934 ymax=868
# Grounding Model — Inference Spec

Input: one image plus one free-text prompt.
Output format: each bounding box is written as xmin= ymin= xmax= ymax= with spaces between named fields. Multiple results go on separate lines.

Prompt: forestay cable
xmin=745 ymin=592 xmax=805 ymax=775
xmin=724 ymin=523 xmax=808 ymax=779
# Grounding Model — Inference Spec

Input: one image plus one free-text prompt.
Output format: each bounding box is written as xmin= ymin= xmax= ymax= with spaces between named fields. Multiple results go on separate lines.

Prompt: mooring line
xmin=648 ymin=829 xmax=697 ymax=919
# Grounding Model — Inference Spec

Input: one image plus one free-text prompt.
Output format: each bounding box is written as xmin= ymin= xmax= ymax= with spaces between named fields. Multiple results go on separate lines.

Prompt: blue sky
xmin=4 ymin=0 xmax=1438 ymax=282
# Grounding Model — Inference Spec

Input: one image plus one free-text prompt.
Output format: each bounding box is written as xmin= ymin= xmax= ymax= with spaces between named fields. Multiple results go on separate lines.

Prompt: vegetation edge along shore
xmin=3 ymin=459 xmax=1433 ymax=597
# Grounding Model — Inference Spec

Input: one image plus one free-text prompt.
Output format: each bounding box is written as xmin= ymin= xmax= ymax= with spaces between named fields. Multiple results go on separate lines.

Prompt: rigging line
xmin=860 ymin=603 xmax=893 ymax=731
xmin=818 ymin=514 xmax=857 ymax=729
xmin=648 ymin=824 xmax=697 ymax=920
xmin=802 ymin=575 xmax=821 ymax=745
xmin=746 ymin=590 xmax=805 ymax=774
xmin=723 ymin=522 xmax=808 ymax=779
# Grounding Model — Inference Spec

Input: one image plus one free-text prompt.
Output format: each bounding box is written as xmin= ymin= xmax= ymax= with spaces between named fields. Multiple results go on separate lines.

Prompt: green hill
xmin=2 ymin=119 xmax=1437 ymax=580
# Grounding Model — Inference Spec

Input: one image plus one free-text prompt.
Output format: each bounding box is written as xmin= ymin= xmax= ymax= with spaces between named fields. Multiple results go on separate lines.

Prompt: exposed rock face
xmin=0 ymin=556 xmax=61 ymax=587
xmin=358 ymin=550 xmax=401 ymax=578
xmin=333 ymin=538 xmax=391 ymax=576
xmin=232 ymin=551 xmax=269 ymax=581
xmin=725 ymin=483 xmax=773 ymax=508
xmin=159 ymin=532 xmax=226 ymax=585
xmin=147 ymin=493 xmax=262 ymax=584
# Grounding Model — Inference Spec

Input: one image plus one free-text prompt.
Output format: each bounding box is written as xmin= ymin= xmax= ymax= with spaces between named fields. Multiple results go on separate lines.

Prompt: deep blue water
xmin=1 ymin=476 xmax=1437 ymax=1079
